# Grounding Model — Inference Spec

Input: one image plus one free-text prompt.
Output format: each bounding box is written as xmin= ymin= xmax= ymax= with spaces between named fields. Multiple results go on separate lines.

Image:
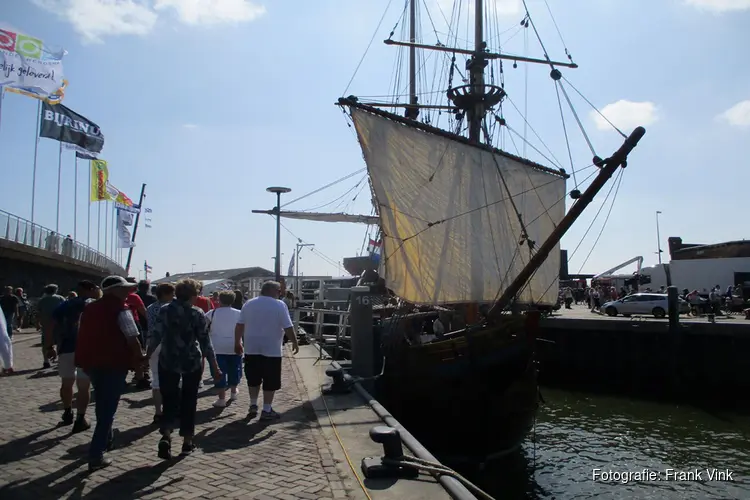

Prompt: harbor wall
xmin=536 ymin=316 xmax=750 ymax=407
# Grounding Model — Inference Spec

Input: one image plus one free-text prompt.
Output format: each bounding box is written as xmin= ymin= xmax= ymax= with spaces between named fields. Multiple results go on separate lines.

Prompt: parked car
xmin=602 ymin=293 xmax=690 ymax=318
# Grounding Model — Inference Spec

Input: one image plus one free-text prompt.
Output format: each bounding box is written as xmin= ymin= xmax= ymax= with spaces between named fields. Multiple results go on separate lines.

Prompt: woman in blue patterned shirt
xmin=148 ymin=278 xmax=221 ymax=459
xmin=145 ymin=282 xmax=175 ymax=425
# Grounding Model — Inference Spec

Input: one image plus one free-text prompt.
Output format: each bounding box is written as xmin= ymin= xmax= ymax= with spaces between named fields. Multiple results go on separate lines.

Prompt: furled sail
xmin=350 ymin=107 xmax=566 ymax=306
xmin=277 ymin=211 xmax=378 ymax=225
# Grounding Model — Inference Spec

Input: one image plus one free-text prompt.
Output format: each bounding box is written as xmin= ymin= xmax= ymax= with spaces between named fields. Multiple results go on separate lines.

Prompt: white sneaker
xmin=229 ymin=391 xmax=238 ymax=401
xmin=198 ymin=381 xmax=204 ymax=389
xmin=212 ymin=398 xmax=226 ymax=408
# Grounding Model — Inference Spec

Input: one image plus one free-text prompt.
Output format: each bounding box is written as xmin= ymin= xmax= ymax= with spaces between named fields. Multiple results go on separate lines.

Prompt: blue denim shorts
xmin=215 ymin=354 xmax=242 ymax=388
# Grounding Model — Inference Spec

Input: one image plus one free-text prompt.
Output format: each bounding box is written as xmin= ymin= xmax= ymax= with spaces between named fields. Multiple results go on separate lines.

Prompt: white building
xmin=639 ymin=237 xmax=750 ymax=296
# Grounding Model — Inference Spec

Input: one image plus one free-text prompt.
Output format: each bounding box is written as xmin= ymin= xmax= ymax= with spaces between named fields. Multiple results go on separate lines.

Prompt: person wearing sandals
xmin=145 ymin=282 xmax=176 ymax=425
xmin=148 ymin=278 xmax=221 ymax=458
xmin=205 ymin=290 xmax=242 ymax=407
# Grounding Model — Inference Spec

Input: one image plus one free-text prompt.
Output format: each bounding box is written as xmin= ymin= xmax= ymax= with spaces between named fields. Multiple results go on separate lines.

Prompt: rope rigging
xmin=566 ymin=168 xmax=624 ymax=263
xmin=576 ymin=170 xmax=625 ymax=273
xmin=296 ymin=175 xmax=367 ymax=213
xmin=282 ymin=169 xmax=366 ymax=209
xmin=342 ymin=0 xmax=397 ymax=97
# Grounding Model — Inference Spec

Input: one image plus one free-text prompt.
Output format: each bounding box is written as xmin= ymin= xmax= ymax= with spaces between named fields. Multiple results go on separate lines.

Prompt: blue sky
xmin=1 ymin=0 xmax=748 ymax=281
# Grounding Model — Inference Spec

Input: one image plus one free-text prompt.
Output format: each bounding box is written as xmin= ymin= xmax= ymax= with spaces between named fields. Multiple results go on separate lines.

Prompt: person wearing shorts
xmin=206 ymin=290 xmax=242 ymax=407
xmin=145 ymin=283 xmax=175 ymax=425
xmin=50 ymin=280 xmax=98 ymax=432
xmin=234 ymin=280 xmax=299 ymax=421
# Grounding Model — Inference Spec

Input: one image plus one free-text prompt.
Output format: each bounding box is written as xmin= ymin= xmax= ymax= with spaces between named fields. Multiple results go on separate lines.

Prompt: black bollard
xmin=667 ymin=286 xmax=679 ymax=330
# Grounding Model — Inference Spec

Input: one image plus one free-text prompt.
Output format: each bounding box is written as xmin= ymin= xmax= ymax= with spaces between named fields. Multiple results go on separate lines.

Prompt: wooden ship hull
xmin=375 ymin=313 xmax=541 ymax=461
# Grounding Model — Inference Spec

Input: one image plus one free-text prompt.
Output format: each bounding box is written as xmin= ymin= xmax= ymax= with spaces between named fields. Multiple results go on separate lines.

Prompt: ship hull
xmin=376 ymin=315 xmax=539 ymax=461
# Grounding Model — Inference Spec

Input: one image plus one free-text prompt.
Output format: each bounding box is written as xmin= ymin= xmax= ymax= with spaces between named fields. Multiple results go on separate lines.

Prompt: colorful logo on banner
xmin=90 ymin=160 xmax=109 ymax=202
xmin=5 ymin=79 xmax=67 ymax=104
xmin=0 ymin=29 xmax=66 ymax=99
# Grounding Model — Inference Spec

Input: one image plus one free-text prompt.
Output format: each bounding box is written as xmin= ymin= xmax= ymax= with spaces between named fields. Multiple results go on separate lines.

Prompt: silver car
xmin=602 ymin=293 xmax=690 ymax=318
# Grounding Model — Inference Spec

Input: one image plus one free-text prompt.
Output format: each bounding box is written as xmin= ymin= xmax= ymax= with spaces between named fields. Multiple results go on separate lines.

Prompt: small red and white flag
xmin=367 ymin=238 xmax=381 ymax=255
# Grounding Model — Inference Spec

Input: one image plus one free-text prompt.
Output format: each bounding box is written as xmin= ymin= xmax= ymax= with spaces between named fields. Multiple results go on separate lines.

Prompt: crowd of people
xmin=558 ymin=282 xmax=748 ymax=315
xmin=0 ymin=276 xmax=300 ymax=471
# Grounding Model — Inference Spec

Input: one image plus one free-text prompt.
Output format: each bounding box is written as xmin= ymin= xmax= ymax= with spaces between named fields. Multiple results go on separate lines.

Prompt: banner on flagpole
xmin=90 ymin=160 xmax=109 ymax=201
xmin=287 ymin=250 xmax=295 ymax=276
xmin=0 ymin=29 xmax=66 ymax=98
xmin=117 ymin=210 xmax=134 ymax=248
xmin=115 ymin=203 xmax=140 ymax=214
xmin=118 ymin=208 xmax=134 ymax=227
xmin=40 ymin=101 xmax=104 ymax=154
xmin=4 ymin=79 xmax=67 ymax=104
xmin=64 ymin=142 xmax=98 ymax=159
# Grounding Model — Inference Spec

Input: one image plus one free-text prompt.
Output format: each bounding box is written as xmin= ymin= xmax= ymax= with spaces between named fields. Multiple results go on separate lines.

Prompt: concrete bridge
xmin=0 ymin=209 xmax=125 ymax=296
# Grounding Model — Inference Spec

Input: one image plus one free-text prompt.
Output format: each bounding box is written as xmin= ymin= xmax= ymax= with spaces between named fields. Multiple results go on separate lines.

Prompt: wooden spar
xmin=383 ymin=39 xmax=579 ymax=69
xmin=486 ymin=126 xmax=647 ymax=319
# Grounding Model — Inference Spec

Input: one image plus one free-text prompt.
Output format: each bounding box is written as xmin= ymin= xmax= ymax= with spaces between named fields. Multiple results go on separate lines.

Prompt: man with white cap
xmin=76 ymin=276 xmax=146 ymax=471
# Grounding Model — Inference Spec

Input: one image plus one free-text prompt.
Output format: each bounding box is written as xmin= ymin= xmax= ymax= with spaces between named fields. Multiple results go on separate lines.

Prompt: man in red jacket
xmin=76 ymin=276 xmax=146 ymax=471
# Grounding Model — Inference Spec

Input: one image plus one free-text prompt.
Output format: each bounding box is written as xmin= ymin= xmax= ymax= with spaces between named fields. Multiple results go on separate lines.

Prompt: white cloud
xmin=591 ymin=100 xmax=659 ymax=132
xmin=717 ymin=100 xmax=750 ymax=127
xmin=32 ymin=0 xmax=265 ymax=43
xmin=154 ymin=0 xmax=266 ymax=25
xmin=182 ymin=123 xmax=199 ymax=129
xmin=33 ymin=0 xmax=158 ymax=43
xmin=684 ymin=0 xmax=750 ymax=12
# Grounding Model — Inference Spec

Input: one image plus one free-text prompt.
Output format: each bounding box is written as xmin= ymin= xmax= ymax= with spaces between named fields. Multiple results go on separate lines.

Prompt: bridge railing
xmin=0 ymin=209 xmax=125 ymax=275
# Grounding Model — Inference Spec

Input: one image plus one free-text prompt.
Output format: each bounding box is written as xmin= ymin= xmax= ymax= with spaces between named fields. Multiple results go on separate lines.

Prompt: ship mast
xmin=467 ymin=0 xmax=486 ymax=143
xmin=406 ymin=0 xmax=419 ymax=120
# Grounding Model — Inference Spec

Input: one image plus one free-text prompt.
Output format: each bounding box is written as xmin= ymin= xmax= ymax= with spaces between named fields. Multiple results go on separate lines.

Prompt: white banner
xmin=117 ymin=211 xmax=134 ymax=248
xmin=115 ymin=202 xmax=140 ymax=214
xmin=118 ymin=209 xmax=133 ymax=227
xmin=64 ymin=142 xmax=98 ymax=159
xmin=0 ymin=29 xmax=66 ymax=97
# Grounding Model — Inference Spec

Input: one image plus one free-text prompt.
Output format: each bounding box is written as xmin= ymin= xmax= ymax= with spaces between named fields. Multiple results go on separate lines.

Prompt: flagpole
xmin=104 ymin=200 xmax=109 ymax=257
xmin=31 ymin=100 xmax=41 ymax=224
xmin=56 ymin=141 xmax=62 ymax=232
xmin=87 ymin=160 xmax=91 ymax=247
xmin=97 ymin=200 xmax=101 ymax=252
xmin=73 ymin=156 xmax=78 ymax=241
xmin=111 ymin=204 xmax=115 ymax=259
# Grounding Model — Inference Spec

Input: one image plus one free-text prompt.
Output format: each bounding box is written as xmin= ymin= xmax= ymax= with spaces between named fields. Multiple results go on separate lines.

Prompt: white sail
xmin=350 ymin=107 xmax=566 ymax=306
xmin=278 ymin=211 xmax=378 ymax=225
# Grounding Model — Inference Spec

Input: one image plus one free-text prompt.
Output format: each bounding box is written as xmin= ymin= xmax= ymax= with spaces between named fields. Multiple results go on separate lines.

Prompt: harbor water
xmin=467 ymin=388 xmax=750 ymax=499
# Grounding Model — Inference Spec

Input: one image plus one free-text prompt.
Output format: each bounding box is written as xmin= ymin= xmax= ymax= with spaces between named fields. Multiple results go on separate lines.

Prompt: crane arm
xmin=593 ymin=256 xmax=644 ymax=280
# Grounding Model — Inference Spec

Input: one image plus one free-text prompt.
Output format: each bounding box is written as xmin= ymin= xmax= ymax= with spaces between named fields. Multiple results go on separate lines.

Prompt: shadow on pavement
xmin=0 ymin=458 xmax=89 ymax=500
xmin=61 ymin=423 xmax=157 ymax=460
xmin=0 ymin=427 xmax=66 ymax=466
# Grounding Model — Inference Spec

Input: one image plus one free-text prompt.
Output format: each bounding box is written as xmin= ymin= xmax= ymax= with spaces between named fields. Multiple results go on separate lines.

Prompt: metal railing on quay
xmin=292 ymin=307 xmax=352 ymax=359
xmin=0 ymin=209 xmax=124 ymax=275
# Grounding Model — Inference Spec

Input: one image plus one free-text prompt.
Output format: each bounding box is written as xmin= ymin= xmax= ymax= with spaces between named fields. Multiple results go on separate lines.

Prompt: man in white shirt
xmin=235 ymin=281 xmax=299 ymax=421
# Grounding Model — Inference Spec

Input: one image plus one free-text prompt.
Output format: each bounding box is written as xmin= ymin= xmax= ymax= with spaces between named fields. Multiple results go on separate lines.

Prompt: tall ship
xmin=273 ymin=0 xmax=645 ymax=460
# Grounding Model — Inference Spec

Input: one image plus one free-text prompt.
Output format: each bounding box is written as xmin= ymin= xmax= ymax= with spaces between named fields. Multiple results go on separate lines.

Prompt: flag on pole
xmin=287 ymin=250 xmax=295 ymax=276
xmin=144 ymin=261 xmax=152 ymax=276
xmin=90 ymin=160 xmax=109 ymax=201
xmin=0 ymin=29 xmax=67 ymax=99
xmin=367 ymin=238 xmax=381 ymax=254
xmin=368 ymin=238 xmax=382 ymax=264
xmin=4 ymin=79 xmax=68 ymax=104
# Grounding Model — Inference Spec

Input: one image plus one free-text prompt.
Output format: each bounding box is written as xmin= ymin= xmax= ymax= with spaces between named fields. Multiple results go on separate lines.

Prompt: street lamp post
xmin=655 ymin=210 xmax=663 ymax=264
xmin=266 ymin=187 xmax=291 ymax=282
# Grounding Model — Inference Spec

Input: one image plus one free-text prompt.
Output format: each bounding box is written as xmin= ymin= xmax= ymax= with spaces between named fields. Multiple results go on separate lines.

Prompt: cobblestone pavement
xmin=0 ymin=331 xmax=350 ymax=500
